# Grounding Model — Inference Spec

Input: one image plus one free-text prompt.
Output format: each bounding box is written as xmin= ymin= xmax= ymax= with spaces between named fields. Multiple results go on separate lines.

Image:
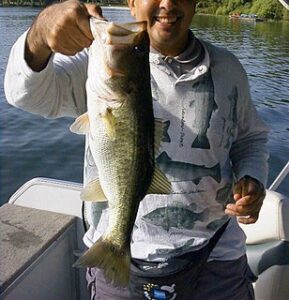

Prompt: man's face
xmin=127 ymin=0 xmax=196 ymax=56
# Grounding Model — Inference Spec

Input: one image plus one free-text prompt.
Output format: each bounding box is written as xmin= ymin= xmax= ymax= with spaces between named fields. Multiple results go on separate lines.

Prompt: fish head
xmin=90 ymin=19 xmax=150 ymax=96
xmin=106 ymin=22 xmax=149 ymax=81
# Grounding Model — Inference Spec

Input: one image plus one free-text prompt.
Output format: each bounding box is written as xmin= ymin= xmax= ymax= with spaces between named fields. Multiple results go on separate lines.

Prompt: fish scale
xmin=91 ymin=103 xmax=154 ymax=244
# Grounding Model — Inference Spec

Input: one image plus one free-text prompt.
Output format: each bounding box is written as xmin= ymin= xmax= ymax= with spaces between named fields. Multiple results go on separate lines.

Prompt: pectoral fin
xmin=81 ymin=179 xmax=107 ymax=202
xmin=70 ymin=113 xmax=90 ymax=135
xmin=147 ymin=167 xmax=171 ymax=195
xmin=101 ymin=108 xmax=116 ymax=140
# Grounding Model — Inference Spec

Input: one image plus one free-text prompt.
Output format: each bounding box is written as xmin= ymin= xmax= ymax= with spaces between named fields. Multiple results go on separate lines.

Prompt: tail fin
xmin=73 ymin=238 xmax=130 ymax=286
xmin=211 ymin=163 xmax=221 ymax=183
xmin=191 ymin=134 xmax=210 ymax=149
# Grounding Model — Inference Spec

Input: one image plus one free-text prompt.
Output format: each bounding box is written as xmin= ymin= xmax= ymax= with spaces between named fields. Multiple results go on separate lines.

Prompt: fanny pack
xmin=129 ymin=220 xmax=230 ymax=300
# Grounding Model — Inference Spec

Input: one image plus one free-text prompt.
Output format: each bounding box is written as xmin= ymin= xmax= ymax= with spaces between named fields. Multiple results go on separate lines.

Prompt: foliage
xmin=195 ymin=0 xmax=288 ymax=20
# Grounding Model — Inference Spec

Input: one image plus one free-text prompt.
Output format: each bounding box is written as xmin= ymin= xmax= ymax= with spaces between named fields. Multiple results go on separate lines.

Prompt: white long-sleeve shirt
xmin=5 ymin=30 xmax=269 ymax=262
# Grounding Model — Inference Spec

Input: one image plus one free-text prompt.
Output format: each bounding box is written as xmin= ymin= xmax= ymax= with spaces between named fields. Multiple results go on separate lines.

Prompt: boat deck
xmin=0 ymin=204 xmax=78 ymax=299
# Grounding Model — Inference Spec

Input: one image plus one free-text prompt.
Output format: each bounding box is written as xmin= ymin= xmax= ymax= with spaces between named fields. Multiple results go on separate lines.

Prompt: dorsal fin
xmin=147 ymin=167 xmax=171 ymax=195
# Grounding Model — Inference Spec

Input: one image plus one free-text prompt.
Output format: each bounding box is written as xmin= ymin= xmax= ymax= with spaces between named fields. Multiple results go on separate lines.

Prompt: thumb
xmin=233 ymin=179 xmax=244 ymax=201
xmin=84 ymin=3 xmax=106 ymax=20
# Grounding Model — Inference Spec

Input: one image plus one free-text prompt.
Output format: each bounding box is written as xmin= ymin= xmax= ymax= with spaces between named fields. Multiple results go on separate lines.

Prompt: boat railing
xmin=269 ymin=160 xmax=289 ymax=191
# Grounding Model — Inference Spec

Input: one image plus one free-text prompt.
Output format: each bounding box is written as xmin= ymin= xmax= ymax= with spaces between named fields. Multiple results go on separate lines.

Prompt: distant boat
xmin=229 ymin=13 xmax=265 ymax=22
xmin=278 ymin=0 xmax=289 ymax=10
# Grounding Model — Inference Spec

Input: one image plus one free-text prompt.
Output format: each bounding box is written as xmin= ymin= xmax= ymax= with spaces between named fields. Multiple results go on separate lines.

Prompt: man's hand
xmin=225 ymin=176 xmax=266 ymax=224
xmin=25 ymin=0 xmax=105 ymax=71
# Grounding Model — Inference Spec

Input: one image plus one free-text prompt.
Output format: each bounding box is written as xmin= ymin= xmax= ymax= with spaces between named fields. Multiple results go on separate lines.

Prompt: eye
xmin=133 ymin=44 xmax=146 ymax=54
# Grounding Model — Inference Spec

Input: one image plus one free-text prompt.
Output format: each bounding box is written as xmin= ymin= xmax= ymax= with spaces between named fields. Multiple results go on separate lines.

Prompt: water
xmin=0 ymin=7 xmax=288 ymax=204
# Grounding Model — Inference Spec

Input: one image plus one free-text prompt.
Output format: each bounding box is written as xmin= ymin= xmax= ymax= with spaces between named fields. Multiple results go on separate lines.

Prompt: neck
xmin=151 ymin=31 xmax=191 ymax=57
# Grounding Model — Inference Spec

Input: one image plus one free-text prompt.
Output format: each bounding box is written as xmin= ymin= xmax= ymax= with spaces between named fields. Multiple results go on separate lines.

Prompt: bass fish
xmin=70 ymin=18 xmax=171 ymax=286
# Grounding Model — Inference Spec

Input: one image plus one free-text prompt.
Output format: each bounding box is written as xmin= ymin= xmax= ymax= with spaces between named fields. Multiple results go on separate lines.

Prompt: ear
xmin=127 ymin=0 xmax=136 ymax=17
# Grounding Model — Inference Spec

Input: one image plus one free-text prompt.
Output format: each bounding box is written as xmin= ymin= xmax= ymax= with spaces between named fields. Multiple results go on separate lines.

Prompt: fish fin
xmin=101 ymin=108 xmax=116 ymax=140
xmin=154 ymin=118 xmax=166 ymax=156
xmin=81 ymin=179 xmax=107 ymax=202
xmin=211 ymin=163 xmax=221 ymax=183
xmin=192 ymin=177 xmax=202 ymax=185
xmin=191 ymin=134 xmax=210 ymax=149
xmin=147 ymin=167 xmax=171 ymax=194
xmin=70 ymin=113 xmax=90 ymax=135
xmin=73 ymin=238 xmax=130 ymax=287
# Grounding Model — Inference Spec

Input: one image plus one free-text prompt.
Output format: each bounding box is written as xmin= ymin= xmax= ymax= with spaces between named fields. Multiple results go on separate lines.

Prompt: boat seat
xmin=239 ymin=189 xmax=289 ymax=300
xmin=8 ymin=178 xmax=289 ymax=299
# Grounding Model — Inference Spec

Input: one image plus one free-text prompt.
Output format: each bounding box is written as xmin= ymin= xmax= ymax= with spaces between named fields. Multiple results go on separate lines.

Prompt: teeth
xmin=156 ymin=16 xmax=178 ymax=24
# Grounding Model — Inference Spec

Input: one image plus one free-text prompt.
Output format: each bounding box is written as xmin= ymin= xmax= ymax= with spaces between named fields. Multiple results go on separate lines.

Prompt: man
xmin=4 ymin=0 xmax=269 ymax=299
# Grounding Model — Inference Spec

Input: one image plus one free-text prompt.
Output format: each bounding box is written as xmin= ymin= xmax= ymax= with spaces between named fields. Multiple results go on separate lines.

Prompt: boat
xmin=229 ymin=13 xmax=265 ymax=22
xmin=279 ymin=0 xmax=289 ymax=10
xmin=229 ymin=13 xmax=241 ymax=19
xmin=0 ymin=161 xmax=289 ymax=299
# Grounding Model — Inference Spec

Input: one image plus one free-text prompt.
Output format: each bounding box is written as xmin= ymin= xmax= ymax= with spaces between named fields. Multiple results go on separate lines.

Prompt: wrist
xmin=243 ymin=175 xmax=265 ymax=191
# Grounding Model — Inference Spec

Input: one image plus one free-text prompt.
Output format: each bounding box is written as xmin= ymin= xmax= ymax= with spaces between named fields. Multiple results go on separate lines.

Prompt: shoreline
xmin=0 ymin=5 xmax=288 ymax=21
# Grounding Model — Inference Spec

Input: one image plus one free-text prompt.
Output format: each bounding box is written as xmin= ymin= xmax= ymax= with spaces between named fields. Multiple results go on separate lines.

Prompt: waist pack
xmin=129 ymin=220 xmax=229 ymax=300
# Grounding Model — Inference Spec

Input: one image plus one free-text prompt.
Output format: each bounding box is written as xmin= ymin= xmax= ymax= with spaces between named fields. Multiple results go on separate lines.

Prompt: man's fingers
xmin=69 ymin=26 xmax=92 ymax=49
xmin=225 ymin=197 xmax=262 ymax=216
xmin=225 ymin=206 xmax=259 ymax=223
xmin=237 ymin=214 xmax=259 ymax=224
xmin=225 ymin=206 xmax=249 ymax=217
xmin=85 ymin=3 xmax=106 ymax=20
xmin=233 ymin=193 xmax=241 ymax=201
xmin=235 ymin=195 xmax=256 ymax=206
xmin=76 ymin=4 xmax=107 ymax=43
xmin=74 ymin=4 xmax=95 ymax=40
xmin=233 ymin=180 xmax=242 ymax=196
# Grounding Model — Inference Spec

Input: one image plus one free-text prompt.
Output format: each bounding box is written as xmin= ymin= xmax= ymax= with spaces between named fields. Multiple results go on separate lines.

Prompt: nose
xmin=159 ymin=0 xmax=177 ymax=10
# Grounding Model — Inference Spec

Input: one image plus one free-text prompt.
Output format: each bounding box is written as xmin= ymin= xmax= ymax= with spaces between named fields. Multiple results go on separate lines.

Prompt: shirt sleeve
xmin=230 ymin=62 xmax=270 ymax=187
xmin=4 ymin=30 xmax=88 ymax=118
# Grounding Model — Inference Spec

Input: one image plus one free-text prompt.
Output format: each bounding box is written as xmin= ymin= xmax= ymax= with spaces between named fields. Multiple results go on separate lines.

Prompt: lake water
xmin=0 ymin=7 xmax=289 ymax=205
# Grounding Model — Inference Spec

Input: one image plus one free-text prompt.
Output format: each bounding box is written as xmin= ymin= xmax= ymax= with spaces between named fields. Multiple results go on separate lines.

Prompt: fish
xmin=224 ymin=86 xmax=237 ymax=149
xmin=70 ymin=18 xmax=171 ymax=286
xmin=215 ymin=183 xmax=234 ymax=208
xmin=190 ymin=72 xmax=217 ymax=149
xmin=206 ymin=216 xmax=228 ymax=231
xmin=143 ymin=206 xmax=209 ymax=231
xmin=156 ymin=151 xmax=221 ymax=184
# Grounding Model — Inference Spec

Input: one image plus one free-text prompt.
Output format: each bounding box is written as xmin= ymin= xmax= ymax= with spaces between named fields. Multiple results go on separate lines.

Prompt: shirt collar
xmin=149 ymin=31 xmax=197 ymax=63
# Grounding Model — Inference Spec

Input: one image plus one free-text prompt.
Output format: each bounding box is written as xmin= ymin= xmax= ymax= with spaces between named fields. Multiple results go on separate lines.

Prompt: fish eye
xmin=133 ymin=44 xmax=146 ymax=54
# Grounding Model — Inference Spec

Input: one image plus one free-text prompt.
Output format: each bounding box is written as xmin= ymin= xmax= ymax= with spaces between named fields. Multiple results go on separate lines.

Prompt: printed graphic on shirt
xmin=155 ymin=238 xmax=196 ymax=256
xmin=162 ymin=120 xmax=171 ymax=143
xmin=142 ymin=205 xmax=209 ymax=231
xmin=190 ymin=71 xmax=217 ymax=149
xmin=206 ymin=216 xmax=228 ymax=230
xmin=224 ymin=86 xmax=238 ymax=149
xmin=156 ymin=151 xmax=221 ymax=184
xmin=215 ymin=183 xmax=233 ymax=208
xmin=143 ymin=283 xmax=177 ymax=300
xmin=141 ymin=262 xmax=169 ymax=271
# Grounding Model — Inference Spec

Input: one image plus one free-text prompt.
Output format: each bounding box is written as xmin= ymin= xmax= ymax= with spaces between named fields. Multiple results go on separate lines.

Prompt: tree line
xmin=196 ymin=0 xmax=289 ymax=20
xmin=1 ymin=0 xmax=288 ymax=20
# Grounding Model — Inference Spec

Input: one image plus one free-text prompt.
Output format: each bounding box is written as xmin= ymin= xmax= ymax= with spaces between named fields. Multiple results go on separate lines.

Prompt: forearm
xmin=4 ymin=31 xmax=88 ymax=118
xmin=230 ymin=131 xmax=269 ymax=187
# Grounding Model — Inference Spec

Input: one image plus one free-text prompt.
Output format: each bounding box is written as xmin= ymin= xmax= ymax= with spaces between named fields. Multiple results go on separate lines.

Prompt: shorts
xmin=86 ymin=255 xmax=256 ymax=300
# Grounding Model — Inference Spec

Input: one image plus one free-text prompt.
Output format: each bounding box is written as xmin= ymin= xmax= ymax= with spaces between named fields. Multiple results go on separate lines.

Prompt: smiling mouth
xmin=154 ymin=16 xmax=180 ymax=24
